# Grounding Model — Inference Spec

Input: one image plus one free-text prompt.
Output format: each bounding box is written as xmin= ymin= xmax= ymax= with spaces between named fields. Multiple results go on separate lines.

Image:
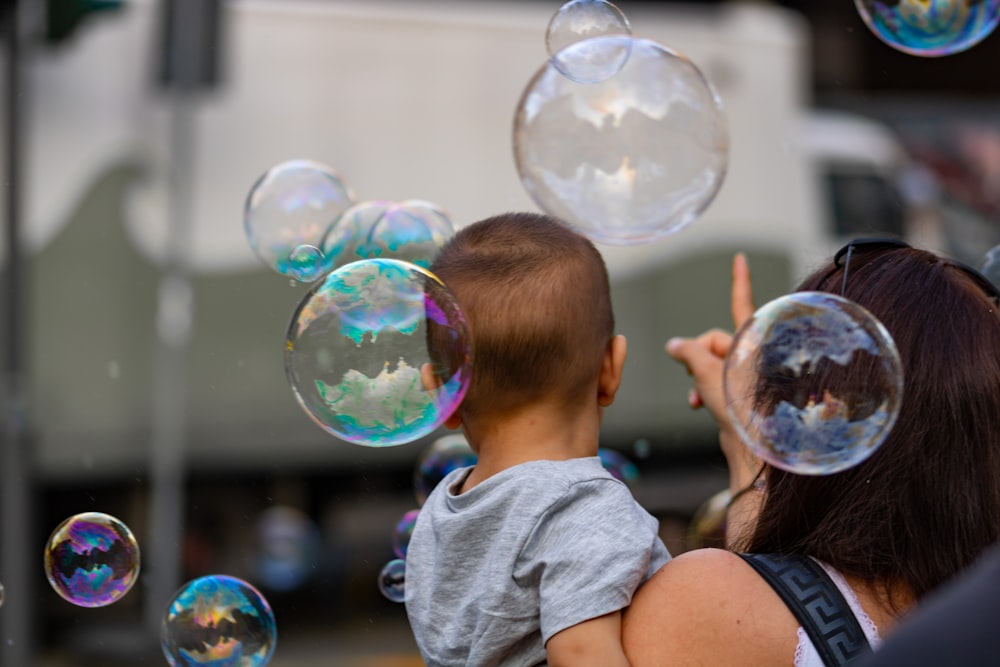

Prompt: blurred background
xmin=1 ymin=0 xmax=998 ymax=664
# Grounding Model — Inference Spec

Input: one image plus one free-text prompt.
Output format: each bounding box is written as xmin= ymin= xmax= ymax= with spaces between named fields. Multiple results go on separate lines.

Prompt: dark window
xmin=826 ymin=170 xmax=906 ymax=238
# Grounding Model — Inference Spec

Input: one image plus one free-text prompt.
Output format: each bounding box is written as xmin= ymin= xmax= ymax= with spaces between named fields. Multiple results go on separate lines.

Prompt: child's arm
xmin=545 ymin=610 xmax=631 ymax=667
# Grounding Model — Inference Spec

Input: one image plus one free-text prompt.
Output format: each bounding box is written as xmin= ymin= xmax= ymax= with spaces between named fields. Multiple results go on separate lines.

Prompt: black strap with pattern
xmin=739 ymin=553 xmax=873 ymax=666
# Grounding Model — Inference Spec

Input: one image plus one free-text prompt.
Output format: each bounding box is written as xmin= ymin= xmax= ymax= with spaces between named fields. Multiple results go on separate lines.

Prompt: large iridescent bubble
xmin=285 ymin=258 xmax=472 ymax=447
xmin=514 ymin=36 xmax=728 ymax=245
xmin=414 ymin=434 xmax=478 ymax=505
xmin=244 ymin=159 xmax=355 ymax=282
xmin=43 ymin=512 xmax=141 ymax=608
xmin=855 ymin=0 xmax=1000 ymax=57
xmin=161 ymin=575 xmax=277 ymax=667
xmin=723 ymin=292 xmax=904 ymax=475
xmin=378 ymin=559 xmax=406 ymax=603
xmin=546 ymin=0 xmax=633 ymax=83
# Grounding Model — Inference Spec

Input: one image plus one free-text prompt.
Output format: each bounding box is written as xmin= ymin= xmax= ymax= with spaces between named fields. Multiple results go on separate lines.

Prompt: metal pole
xmin=1 ymin=0 xmax=36 ymax=662
xmin=145 ymin=0 xmax=220 ymax=639
xmin=144 ymin=82 xmax=198 ymax=645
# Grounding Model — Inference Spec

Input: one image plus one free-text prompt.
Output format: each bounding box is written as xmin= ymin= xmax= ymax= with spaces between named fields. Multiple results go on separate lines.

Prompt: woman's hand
xmin=665 ymin=254 xmax=762 ymax=496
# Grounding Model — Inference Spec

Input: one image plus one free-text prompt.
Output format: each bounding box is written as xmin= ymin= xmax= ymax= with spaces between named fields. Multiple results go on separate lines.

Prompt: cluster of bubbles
xmin=855 ymin=0 xmax=1000 ymax=57
xmin=40 ymin=512 xmax=277 ymax=666
xmin=161 ymin=575 xmax=277 ymax=667
xmin=514 ymin=0 xmax=729 ymax=245
xmin=285 ymin=258 xmax=473 ymax=447
xmin=244 ymin=160 xmax=455 ymax=283
xmin=243 ymin=159 xmax=473 ymax=449
xmin=375 ymin=435 xmax=477 ymax=603
xmin=722 ymin=292 xmax=904 ymax=475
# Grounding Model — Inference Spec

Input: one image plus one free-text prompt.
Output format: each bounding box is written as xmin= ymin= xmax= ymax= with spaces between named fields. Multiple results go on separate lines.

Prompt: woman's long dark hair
xmin=738 ymin=247 xmax=1000 ymax=603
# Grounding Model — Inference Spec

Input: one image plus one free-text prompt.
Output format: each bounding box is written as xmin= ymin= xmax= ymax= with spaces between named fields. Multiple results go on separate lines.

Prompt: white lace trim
xmin=792 ymin=560 xmax=882 ymax=667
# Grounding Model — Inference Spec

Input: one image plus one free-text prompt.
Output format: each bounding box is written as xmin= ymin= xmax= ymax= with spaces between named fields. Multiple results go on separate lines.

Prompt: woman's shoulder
xmin=623 ymin=548 xmax=800 ymax=666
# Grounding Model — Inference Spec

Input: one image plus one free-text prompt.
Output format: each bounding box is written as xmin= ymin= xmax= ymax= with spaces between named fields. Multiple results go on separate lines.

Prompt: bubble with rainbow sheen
xmin=546 ymin=0 xmax=632 ymax=83
xmin=391 ymin=509 xmax=420 ymax=559
xmin=285 ymin=258 xmax=472 ymax=447
xmin=378 ymin=559 xmax=406 ymax=603
xmin=514 ymin=36 xmax=728 ymax=245
xmin=43 ymin=511 xmax=140 ymax=608
xmin=414 ymin=434 xmax=478 ymax=506
xmin=344 ymin=199 xmax=454 ymax=269
xmin=723 ymin=292 xmax=904 ymax=476
xmin=161 ymin=574 xmax=276 ymax=667
xmin=244 ymin=159 xmax=355 ymax=282
xmin=597 ymin=448 xmax=639 ymax=489
xmin=855 ymin=0 xmax=1000 ymax=57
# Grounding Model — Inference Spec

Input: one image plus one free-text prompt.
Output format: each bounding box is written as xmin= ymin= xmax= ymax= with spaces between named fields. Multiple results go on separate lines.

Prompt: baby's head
xmin=431 ymin=212 xmax=615 ymax=424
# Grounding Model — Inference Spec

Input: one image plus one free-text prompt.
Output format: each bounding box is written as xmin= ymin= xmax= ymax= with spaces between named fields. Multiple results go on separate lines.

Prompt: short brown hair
xmin=430 ymin=212 xmax=614 ymax=419
xmin=740 ymin=246 xmax=1000 ymax=603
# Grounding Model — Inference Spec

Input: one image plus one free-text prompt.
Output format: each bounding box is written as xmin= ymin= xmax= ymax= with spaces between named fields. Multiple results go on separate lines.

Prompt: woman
xmin=623 ymin=242 xmax=1000 ymax=666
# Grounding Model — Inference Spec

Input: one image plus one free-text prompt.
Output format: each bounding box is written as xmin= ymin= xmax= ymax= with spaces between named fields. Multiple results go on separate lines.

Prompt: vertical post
xmin=0 ymin=0 xmax=35 ymax=663
xmin=144 ymin=0 xmax=222 ymax=639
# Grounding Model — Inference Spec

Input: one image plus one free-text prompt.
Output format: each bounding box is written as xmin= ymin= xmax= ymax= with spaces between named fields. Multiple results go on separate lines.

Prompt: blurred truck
xmin=8 ymin=0 xmax=924 ymax=476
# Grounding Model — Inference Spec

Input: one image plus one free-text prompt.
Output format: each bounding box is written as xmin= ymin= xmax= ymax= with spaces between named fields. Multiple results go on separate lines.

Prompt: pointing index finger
xmin=731 ymin=252 xmax=755 ymax=330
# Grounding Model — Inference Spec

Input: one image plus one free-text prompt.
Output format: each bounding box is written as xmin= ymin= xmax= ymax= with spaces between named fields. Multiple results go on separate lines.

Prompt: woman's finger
xmin=731 ymin=253 xmax=756 ymax=330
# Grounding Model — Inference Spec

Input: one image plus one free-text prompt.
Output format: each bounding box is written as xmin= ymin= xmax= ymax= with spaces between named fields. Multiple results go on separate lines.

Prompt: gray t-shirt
xmin=404 ymin=456 xmax=671 ymax=667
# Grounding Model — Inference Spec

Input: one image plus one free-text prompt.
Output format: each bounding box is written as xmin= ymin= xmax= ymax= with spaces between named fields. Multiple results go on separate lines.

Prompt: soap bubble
xmin=391 ymin=509 xmax=420 ymax=559
xmin=723 ymin=292 xmax=904 ymax=475
xmin=356 ymin=200 xmax=455 ymax=268
xmin=686 ymin=488 xmax=731 ymax=550
xmin=254 ymin=507 xmax=321 ymax=592
xmin=285 ymin=258 xmax=473 ymax=447
xmin=161 ymin=574 xmax=276 ymax=667
xmin=514 ymin=36 xmax=728 ymax=245
xmin=244 ymin=159 xmax=355 ymax=282
xmin=378 ymin=559 xmax=406 ymax=603
xmin=597 ymin=448 xmax=639 ymax=488
xmin=319 ymin=200 xmax=383 ymax=269
xmin=546 ymin=0 xmax=632 ymax=83
xmin=979 ymin=244 xmax=1000 ymax=288
xmin=414 ymin=434 xmax=478 ymax=505
xmin=855 ymin=0 xmax=1000 ymax=57
xmin=632 ymin=437 xmax=651 ymax=460
xmin=44 ymin=512 xmax=140 ymax=608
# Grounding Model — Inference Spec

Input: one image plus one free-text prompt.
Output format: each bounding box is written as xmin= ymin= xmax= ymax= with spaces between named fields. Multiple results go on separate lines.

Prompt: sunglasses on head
xmin=833 ymin=237 xmax=1000 ymax=306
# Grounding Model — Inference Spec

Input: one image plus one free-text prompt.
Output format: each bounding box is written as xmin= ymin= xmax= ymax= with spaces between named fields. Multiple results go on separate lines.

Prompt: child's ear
xmin=443 ymin=410 xmax=462 ymax=430
xmin=420 ymin=362 xmax=442 ymax=391
xmin=598 ymin=334 xmax=627 ymax=407
xmin=422 ymin=362 xmax=463 ymax=429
